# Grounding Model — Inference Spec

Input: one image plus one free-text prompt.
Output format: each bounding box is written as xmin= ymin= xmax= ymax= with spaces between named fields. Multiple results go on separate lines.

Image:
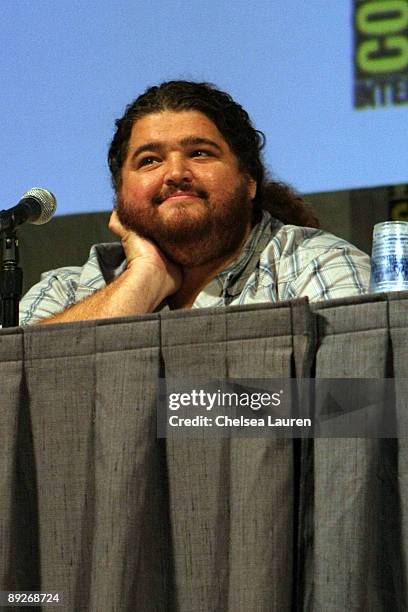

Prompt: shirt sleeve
xmin=284 ymin=245 xmax=371 ymax=302
xmin=19 ymin=268 xmax=81 ymax=326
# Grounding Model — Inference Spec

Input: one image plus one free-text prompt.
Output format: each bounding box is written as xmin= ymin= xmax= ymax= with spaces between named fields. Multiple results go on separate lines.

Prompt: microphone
xmin=0 ymin=188 xmax=57 ymax=232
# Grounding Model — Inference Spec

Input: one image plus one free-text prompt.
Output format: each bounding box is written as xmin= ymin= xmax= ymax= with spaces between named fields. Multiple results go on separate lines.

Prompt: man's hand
xmin=108 ymin=209 xmax=182 ymax=296
xmin=37 ymin=211 xmax=182 ymax=324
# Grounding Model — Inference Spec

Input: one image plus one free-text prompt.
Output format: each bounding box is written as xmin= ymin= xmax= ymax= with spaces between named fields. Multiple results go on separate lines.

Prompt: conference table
xmin=1 ymin=291 xmax=407 ymax=611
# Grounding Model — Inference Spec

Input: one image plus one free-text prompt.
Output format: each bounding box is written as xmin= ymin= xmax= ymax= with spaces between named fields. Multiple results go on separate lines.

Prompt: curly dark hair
xmin=108 ymin=81 xmax=319 ymax=228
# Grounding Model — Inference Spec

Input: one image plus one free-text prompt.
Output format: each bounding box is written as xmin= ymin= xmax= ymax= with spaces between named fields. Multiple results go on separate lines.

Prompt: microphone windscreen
xmin=22 ymin=187 xmax=57 ymax=225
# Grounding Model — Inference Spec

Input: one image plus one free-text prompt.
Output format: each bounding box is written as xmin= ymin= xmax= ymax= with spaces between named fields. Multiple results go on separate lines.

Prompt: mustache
xmin=151 ymin=183 xmax=208 ymax=205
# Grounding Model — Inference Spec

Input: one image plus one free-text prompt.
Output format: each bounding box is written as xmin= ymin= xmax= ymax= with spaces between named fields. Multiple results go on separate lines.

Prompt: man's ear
xmin=247 ymin=177 xmax=257 ymax=201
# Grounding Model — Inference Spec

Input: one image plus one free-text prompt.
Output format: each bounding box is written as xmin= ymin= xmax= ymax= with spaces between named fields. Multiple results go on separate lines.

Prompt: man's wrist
xmin=121 ymin=262 xmax=175 ymax=307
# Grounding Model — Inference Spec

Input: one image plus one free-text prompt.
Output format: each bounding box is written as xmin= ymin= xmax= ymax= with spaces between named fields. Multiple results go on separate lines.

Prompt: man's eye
xmin=139 ymin=156 xmax=160 ymax=167
xmin=192 ymin=150 xmax=212 ymax=158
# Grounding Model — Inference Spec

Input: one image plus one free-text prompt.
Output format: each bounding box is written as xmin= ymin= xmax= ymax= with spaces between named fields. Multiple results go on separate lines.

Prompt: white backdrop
xmin=1 ymin=0 xmax=407 ymax=215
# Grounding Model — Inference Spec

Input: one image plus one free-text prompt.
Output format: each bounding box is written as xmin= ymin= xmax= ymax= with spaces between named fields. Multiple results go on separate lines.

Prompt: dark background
xmin=7 ymin=182 xmax=408 ymax=294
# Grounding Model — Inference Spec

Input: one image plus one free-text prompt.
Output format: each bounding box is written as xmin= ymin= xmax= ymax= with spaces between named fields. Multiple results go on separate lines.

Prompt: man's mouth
xmin=163 ymin=191 xmax=200 ymax=201
xmin=155 ymin=189 xmax=208 ymax=204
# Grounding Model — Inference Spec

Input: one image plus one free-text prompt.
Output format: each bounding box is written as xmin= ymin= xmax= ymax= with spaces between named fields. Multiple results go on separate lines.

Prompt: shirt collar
xmin=195 ymin=210 xmax=281 ymax=301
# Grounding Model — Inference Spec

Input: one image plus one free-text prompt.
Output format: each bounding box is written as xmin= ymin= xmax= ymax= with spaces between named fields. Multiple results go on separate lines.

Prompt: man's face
xmin=117 ymin=110 xmax=257 ymax=267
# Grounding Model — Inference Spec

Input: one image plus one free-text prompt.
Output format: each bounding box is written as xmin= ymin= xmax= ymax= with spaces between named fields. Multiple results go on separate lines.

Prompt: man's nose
xmin=164 ymin=154 xmax=192 ymax=185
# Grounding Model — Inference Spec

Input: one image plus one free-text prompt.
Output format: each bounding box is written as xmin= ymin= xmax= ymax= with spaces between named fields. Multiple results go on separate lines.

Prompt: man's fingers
xmin=107 ymin=209 xmax=182 ymax=294
xmin=108 ymin=209 xmax=126 ymax=238
xmin=108 ymin=209 xmax=160 ymax=262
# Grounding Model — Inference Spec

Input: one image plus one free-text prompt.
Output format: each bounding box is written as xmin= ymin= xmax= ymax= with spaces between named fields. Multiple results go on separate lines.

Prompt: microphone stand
xmin=0 ymin=227 xmax=22 ymax=327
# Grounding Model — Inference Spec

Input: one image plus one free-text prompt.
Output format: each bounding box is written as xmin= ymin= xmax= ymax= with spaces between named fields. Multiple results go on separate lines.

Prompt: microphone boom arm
xmin=0 ymin=187 xmax=56 ymax=327
xmin=0 ymin=227 xmax=23 ymax=328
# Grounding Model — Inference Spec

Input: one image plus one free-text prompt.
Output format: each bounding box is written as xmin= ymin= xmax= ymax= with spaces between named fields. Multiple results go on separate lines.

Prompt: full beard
xmin=116 ymin=180 xmax=253 ymax=268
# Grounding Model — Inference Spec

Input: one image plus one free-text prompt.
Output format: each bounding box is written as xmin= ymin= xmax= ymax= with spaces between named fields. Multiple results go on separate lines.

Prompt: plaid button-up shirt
xmin=19 ymin=211 xmax=371 ymax=325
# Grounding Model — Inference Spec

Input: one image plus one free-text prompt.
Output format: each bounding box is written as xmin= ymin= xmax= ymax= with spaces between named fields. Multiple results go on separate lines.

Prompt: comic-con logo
xmin=354 ymin=0 xmax=408 ymax=108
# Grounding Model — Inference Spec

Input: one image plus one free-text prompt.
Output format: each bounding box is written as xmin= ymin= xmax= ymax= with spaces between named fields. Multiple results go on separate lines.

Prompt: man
xmin=20 ymin=81 xmax=370 ymax=325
